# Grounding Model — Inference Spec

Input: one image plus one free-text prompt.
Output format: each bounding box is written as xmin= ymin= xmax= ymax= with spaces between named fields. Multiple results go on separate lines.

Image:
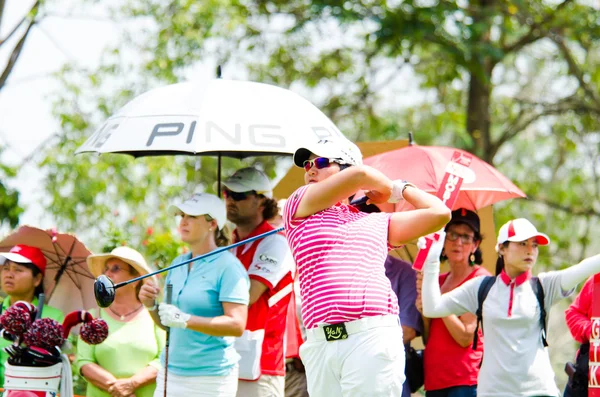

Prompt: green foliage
xmin=38 ymin=0 xmax=600 ymax=273
xmin=100 ymin=219 xmax=186 ymax=270
xmin=0 ymin=147 xmax=23 ymax=228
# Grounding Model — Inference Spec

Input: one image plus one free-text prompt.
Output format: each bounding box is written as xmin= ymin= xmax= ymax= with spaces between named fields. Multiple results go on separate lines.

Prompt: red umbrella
xmin=361 ymin=145 xmax=526 ymax=211
xmin=0 ymin=226 xmax=96 ymax=315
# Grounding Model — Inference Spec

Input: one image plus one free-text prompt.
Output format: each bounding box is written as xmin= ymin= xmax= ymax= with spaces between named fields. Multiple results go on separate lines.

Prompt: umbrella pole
xmin=217 ymin=153 xmax=222 ymax=198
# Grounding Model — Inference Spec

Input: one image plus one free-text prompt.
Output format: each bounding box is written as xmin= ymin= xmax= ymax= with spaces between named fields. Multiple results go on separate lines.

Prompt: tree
xmin=0 ymin=0 xmax=41 ymax=228
xmin=42 ymin=0 xmax=600 ymax=268
xmin=0 ymin=146 xmax=22 ymax=228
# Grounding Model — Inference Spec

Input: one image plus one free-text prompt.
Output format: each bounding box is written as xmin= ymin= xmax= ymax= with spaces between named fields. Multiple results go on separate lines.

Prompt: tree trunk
xmin=466 ymin=0 xmax=495 ymax=164
xmin=466 ymin=71 xmax=493 ymax=163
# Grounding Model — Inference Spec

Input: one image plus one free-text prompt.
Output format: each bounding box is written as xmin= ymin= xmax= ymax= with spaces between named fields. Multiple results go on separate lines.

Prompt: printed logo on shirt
xmin=253 ymin=264 xmax=272 ymax=273
xmin=259 ymin=254 xmax=278 ymax=265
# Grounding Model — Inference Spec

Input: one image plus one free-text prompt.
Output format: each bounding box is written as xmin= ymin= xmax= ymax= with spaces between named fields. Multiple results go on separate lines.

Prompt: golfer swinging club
xmin=282 ymin=139 xmax=451 ymax=396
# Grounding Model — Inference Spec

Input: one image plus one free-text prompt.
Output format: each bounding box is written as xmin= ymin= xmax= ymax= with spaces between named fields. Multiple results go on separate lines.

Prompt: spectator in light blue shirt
xmin=139 ymin=193 xmax=250 ymax=397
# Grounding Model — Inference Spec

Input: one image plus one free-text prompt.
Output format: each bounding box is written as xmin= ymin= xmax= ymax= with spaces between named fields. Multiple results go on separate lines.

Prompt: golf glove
xmin=388 ymin=180 xmax=416 ymax=203
xmin=417 ymin=230 xmax=446 ymax=268
xmin=158 ymin=303 xmax=191 ymax=329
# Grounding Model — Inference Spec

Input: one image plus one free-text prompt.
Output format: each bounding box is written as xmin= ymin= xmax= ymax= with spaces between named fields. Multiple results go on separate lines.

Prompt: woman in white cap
xmin=421 ymin=218 xmax=600 ymax=397
xmin=76 ymin=246 xmax=165 ymax=397
xmin=282 ymin=139 xmax=451 ymax=397
xmin=0 ymin=245 xmax=65 ymax=386
xmin=139 ymin=192 xmax=250 ymax=397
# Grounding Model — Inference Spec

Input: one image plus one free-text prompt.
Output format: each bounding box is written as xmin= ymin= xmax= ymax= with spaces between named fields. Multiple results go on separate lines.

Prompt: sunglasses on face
xmin=303 ymin=157 xmax=334 ymax=172
xmin=446 ymin=231 xmax=475 ymax=244
xmin=223 ymin=189 xmax=255 ymax=202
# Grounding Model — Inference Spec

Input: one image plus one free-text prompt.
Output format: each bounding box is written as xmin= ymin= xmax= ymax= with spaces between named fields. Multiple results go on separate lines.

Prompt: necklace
xmin=108 ymin=304 xmax=143 ymax=321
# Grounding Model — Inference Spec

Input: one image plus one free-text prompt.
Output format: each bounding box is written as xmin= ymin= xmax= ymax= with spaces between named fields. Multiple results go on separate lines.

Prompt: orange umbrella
xmin=0 ymin=226 xmax=97 ymax=314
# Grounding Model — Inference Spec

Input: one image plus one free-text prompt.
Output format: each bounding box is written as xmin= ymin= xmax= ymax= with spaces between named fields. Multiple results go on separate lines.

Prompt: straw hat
xmin=87 ymin=246 xmax=154 ymax=281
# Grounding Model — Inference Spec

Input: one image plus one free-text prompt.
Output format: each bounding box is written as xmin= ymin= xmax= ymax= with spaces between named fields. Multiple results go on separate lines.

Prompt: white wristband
xmin=145 ymin=302 xmax=157 ymax=311
xmin=388 ymin=180 xmax=415 ymax=203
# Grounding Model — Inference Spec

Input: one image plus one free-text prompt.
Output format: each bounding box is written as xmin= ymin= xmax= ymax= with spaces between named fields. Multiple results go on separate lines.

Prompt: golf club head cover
xmin=80 ymin=318 xmax=109 ymax=345
xmin=0 ymin=301 xmax=36 ymax=337
xmin=62 ymin=310 xmax=93 ymax=338
xmin=23 ymin=318 xmax=65 ymax=351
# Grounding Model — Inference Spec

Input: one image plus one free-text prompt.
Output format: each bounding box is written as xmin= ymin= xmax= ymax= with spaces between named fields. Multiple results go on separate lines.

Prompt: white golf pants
xmin=300 ymin=315 xmax=405 ymax=397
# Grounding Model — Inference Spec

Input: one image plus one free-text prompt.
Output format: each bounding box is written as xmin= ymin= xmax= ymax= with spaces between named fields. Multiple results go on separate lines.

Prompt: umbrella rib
xmin=46 ymin=260 xmax=94 ymax=278
xmin=62 ymin=267 xmax=82 ymax=289
xmin=48 ymin=237 xmax=78 ymax=302
xmin=62 ymin=266 xmax=94 ymax=279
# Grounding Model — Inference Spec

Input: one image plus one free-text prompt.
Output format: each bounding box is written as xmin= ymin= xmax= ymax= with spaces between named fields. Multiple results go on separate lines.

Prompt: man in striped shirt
xmin=283 ymin=139 xmax=450 ymax=397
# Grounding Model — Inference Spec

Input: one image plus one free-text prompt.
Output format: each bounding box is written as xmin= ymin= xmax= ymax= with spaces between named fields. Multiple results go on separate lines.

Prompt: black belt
xmin=285 ymin=358 xmax=305 ymax=373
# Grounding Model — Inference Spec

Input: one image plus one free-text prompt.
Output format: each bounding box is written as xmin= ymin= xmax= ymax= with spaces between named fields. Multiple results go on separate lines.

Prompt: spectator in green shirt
xmin=77 ymin=246 xmax=165 ymax=397
xmin=0 ymin=245 xmax=65 ymax=386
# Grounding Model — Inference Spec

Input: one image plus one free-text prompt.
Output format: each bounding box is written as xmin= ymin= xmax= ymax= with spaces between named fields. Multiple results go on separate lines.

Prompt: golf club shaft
xmin=164 ymin=284 xmax=172 ymax=397
xmin=114 ymin=227 xmax=284 ymax=289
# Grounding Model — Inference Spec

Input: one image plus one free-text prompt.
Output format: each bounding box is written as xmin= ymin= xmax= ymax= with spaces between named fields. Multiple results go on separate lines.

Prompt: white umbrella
xmin=76 ymin=79 xmax=349 ymax=159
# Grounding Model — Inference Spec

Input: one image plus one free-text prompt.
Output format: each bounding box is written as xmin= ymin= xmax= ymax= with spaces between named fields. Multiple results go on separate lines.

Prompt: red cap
xmin=0 ymin=245 xmax=47 ymax=275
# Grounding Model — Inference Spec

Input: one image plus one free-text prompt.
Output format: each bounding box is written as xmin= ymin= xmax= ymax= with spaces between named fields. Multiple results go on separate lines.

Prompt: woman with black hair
xmin=0 ymin=245 xmax=65 ymax=385
xmin=417 ymin=208 xmax=490 ymax=397
xmin=422 ymin=218 xmax=600 ymax=396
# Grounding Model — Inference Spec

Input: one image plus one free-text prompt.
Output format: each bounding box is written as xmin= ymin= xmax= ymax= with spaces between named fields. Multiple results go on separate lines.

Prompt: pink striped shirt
xmin=283 ymin=185 xmax=400 ymax=330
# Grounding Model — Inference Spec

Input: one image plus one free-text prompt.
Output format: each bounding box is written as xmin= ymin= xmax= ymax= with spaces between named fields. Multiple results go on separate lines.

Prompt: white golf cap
xmin=496 ymin=218 xmax=550 ymax=250
xmin=221 ymin=167 xmax=273 ymax=198
xmin=87 ymin=246 xmax=155 ymax=280
xmin=168 ymin=193 xmax=227 ymax=229
xmin=293 ymin=139 xmax=363 ymax=168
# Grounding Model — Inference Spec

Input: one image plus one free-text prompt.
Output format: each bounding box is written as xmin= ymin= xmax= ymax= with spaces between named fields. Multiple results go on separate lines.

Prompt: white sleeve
xmin=538 ymin=271 xmax=573 ymax=307
xmin=248 ymin=234 xmax=294 ymax=289
xmin=559 ymin=254 xmax=600 ymax=291
xmin=422 ymin=260 xmax=482 ymax=317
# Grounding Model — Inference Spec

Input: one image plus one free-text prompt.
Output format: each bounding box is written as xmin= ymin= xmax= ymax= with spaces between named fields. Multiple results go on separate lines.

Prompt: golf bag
xmin=2 ymin=355 xmax=73 ymax=397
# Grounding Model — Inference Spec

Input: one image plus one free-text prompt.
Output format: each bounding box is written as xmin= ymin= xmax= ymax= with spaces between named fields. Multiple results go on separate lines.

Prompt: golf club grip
xmin=165 ymin=283 xmax=173 ymax=338
xmin=350 ymin=196 xmax=368 ymax=207
xmin=165 ymin=284 xmax=173 ymax=306
xmin=36 ymin=294 xmax=45 ymax=320
xmin=115 ymin=227 xmax=284 ymax=289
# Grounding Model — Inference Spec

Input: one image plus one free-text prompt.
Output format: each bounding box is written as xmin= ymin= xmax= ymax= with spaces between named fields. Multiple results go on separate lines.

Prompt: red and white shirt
xmin=283 ymin=185 xmax=399 ymax=330
xmin=423 ymin=266 xmax=490 ymax=391
xmin=233 ymin=221 xmax=294 ymax=377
